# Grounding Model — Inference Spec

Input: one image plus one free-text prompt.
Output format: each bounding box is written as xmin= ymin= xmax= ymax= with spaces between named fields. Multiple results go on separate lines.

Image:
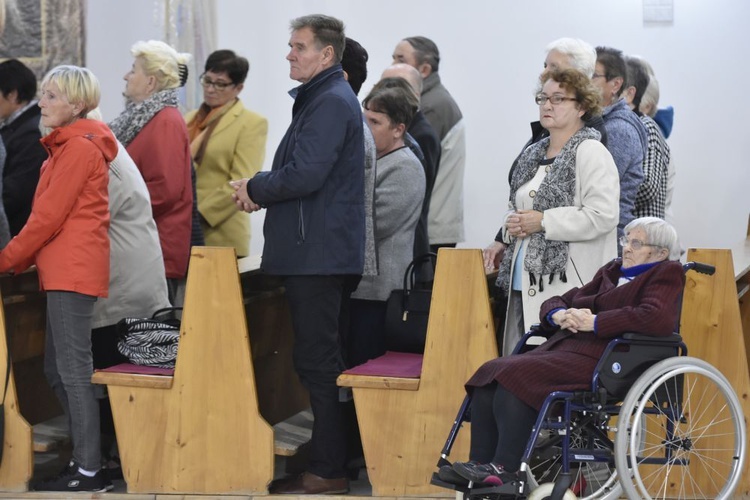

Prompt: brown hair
xmin=540 ymin=68 xmax=602 ymax=120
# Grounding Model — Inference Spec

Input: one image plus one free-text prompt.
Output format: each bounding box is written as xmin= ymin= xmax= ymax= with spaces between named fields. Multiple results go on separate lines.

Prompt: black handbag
xmin=116 ymin=307 xmax=182 ymax=369
xmin=384 ymin=253 xmax=437 ymax=353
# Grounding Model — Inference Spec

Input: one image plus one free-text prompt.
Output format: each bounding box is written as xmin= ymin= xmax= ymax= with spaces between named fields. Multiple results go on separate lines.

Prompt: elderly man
xmin=231 ymin=14 xmax=364 ymax=495
xmin=380 ymin=63 xmax=440 ymax=257
xmin=0 ymin=59 xmax=48 ymax=236
xmin=623 ymin=56 xmax=670 ymax=220
xmin=392 ymin=36 xmax=465 ymax=252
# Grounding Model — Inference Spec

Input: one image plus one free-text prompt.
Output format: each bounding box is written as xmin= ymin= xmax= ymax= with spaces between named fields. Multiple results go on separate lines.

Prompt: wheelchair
xmin=430 ymin=262 xmax=747 ymax=499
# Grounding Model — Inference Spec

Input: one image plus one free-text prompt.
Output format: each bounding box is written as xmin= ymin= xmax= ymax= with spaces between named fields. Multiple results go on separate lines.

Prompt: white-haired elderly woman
xmin=0 ymin=66 xmax=118 ymax=492
xmin=440 ymin=217 xmax=685 ymax=486
xmin=109 ymin=40 xmax=197 ymax=304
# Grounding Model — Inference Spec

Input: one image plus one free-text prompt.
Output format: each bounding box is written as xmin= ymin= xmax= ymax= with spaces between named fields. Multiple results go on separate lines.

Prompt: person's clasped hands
xmin=550 ymin=308 xmax=596 ymax=333
xmin=229 ymin=179 xmax=262 ymax=213
xmin=505 ymin=209 xmax=544 ymax=239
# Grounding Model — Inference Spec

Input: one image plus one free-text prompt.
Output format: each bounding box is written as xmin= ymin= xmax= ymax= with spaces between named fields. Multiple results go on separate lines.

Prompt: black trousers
xmin=283 ymin=275 xmax=357 ymax=479
xmin=345 ymin=299 xmax=387 ymax=368
xmin=469 ymin=383 xmax=538 ymax=472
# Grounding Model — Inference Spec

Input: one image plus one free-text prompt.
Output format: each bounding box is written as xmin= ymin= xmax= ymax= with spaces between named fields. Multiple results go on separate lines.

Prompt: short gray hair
xmin=624 ymin=217 xmax=680 ymax=260
xmin=545 ymin=38 xmax=596 ymax=78
xmin=636 ymin=57 xmax=660 ymax=117
xmin=290 ymin=14 xmax=346 ymax=63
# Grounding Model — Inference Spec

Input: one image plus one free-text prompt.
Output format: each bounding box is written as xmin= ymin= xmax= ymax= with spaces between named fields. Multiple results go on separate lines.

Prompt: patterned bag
xmin=116 ymin=308 xmax=181 ymax=369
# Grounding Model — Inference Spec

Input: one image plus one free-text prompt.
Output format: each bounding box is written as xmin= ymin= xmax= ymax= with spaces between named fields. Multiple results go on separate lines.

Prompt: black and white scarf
xmin=109 ymin=89 xmax=179 ymax=147
xmin=497 ymin=126 xmax=601 ymax=293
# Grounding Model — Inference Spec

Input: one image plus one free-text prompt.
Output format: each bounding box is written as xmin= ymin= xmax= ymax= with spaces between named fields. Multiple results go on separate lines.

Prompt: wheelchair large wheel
xmin=615 ymin=356 xmax=746 ymax=499
xmin=525 ymin=417 xmax=621 ymax=499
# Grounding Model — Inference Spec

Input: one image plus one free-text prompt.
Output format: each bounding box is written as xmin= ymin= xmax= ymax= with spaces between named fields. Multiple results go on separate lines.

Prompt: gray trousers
xmin=44 ymin=291 xmax=101 ymax=471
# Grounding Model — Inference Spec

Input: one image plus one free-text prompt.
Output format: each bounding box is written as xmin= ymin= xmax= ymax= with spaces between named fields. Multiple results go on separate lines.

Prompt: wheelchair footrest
xmin=431 ymin=472 xmax=527 ymax=498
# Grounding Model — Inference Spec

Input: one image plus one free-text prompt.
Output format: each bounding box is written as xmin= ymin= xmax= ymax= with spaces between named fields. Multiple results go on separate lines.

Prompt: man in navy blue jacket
xmin=231 ymin=14 xmax=364 ymax=495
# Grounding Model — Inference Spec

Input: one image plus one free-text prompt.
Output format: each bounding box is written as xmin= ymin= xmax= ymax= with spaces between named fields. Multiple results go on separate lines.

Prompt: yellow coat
xmin=185 ymin=100 xmax=267 ymax=257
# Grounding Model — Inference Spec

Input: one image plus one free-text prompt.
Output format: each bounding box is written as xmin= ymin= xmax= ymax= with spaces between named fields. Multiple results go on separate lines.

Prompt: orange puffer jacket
xmin=0 ymin=119 xmax=117 ymax=297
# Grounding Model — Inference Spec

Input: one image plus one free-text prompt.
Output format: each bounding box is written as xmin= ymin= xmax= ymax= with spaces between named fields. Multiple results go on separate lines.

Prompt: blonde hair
xmin=41 ymin=65 xmax=101 ymax=119
xmin=130 ymin=40 xmax=191 ymax=91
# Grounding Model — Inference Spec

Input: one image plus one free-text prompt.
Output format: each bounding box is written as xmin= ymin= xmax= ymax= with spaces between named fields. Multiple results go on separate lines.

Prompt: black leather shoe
xmin=269 ymin=471 xmax=349 ymax=494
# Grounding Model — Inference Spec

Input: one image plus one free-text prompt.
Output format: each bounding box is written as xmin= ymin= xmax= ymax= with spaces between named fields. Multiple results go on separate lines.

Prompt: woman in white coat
xmin=497 ymin=69 xmax=619 ymax=356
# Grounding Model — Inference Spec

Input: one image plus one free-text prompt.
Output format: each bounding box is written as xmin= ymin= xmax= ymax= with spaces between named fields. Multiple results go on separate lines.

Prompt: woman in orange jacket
xmin=0 ymin=66 xmax=117 ymax=493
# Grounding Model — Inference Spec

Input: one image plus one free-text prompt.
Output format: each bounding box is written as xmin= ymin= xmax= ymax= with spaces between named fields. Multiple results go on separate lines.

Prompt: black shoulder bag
xmin=384 ymin=253 xmax=437 ymax=354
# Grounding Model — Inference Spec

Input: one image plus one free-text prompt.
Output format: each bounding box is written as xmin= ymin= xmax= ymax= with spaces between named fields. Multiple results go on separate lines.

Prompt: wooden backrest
xmin=420 ymin=248 xmax=499 ymax=389
xmin=680 ymin=248 xmax=750 ymax=494
xmin=0 ymin=286 xmax=33 ymax=491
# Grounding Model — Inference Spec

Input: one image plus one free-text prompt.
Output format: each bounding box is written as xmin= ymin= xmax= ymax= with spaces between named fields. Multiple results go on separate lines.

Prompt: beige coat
xmin=185 ymin=100 xmax=267 ymax=257
xmin=501 ymin=140 xmax=619 ymax=355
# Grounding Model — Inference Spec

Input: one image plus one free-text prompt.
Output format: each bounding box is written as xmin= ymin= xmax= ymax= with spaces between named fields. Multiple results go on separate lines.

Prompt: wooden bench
xmin=679 ymin=243 xmax=750 ymax=495
xmin=337 ymin=248 xmax=498 ymax=496
xmin=91 ymin=247 xmax=274 ymax=494
xmin=237 ymin=256 xmax=312 ymax=457
xmin=0 ymin=269 xmax=54 ymax=492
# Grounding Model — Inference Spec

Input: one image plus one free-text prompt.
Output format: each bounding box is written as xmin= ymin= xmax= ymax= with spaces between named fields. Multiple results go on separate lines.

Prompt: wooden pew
xmin=0 ymin=269 xmax=56 ymax=492
xmin=92 ymin=247 xmax=274 ymax=494
xmin=679 ymin=246 xmax=750 ymax=497
xmin=238 ymin=256 xmax=311 ymax=456
xmin=0 ymin=290 xmax=33 ymax=492
xmin=337 ymin=248 xmax=498 ymax=496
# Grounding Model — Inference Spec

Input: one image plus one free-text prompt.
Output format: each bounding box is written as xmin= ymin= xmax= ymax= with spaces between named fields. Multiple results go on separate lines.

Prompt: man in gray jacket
xmin=392 ymin=36 xmax=466 ymax=251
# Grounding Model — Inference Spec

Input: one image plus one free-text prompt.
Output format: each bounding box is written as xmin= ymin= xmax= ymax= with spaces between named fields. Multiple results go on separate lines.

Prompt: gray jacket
xmin=92 ymin=141 xmax=170 ymax=328
xmin=353 ymin=147 xmax=425 ymax=301
xmin=602 ymin=99 xmax=648 ymax=236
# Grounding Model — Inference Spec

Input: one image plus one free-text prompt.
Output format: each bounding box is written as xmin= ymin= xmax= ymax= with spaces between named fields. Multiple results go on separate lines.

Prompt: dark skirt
xmin=466 ymin=331 xmax=602 ymax=410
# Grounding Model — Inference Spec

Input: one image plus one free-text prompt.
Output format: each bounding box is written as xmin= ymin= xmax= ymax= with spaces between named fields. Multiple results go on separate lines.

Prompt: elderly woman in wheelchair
xmin=437 ymin=217 xmax=746 ymax=499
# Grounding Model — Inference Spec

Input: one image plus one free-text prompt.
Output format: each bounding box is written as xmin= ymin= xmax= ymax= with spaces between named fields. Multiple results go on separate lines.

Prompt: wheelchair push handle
xmin=683 ymin=261 xmax=715 ymax=275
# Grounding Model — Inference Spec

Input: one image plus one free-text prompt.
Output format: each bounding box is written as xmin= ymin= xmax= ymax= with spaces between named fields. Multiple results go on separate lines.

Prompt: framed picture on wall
xmin=0 ymin=0 xmax=85 ymax=79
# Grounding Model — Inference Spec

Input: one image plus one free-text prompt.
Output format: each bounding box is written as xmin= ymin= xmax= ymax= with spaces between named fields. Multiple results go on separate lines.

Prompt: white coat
xmin=501 ymin=139 xmax=619 ymax=355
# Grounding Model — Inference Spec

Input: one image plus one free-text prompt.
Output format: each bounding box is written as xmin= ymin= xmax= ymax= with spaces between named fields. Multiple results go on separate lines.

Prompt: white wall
xmin=88 ymin=1 xmax=750 ymax=257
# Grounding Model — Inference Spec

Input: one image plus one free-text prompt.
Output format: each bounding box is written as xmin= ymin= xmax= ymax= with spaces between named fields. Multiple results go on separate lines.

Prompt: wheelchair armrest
xmin=620 ymin=333 xmax=682 ymax=344
xmin=512 ymin=324 xmax=551 ymax=355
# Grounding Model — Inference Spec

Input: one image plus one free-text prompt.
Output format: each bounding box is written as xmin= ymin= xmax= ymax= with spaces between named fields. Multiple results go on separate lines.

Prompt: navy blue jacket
xmin=248 ymin=65 xmax=365 ymax=275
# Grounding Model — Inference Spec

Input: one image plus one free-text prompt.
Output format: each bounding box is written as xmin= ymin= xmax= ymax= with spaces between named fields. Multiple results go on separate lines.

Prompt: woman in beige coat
xmin=497 ymin=69 xmax=619 ymax=356
xmin=186 ymin=50 xmax=267 ymax=257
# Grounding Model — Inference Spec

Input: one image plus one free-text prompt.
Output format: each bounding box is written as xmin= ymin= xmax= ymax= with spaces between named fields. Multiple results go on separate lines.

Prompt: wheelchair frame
xmin=430 ymin=262 xmax=747 ymax=499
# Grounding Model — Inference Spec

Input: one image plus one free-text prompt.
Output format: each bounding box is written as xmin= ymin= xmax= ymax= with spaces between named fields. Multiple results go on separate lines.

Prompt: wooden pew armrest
xmin=336 ymin=351 xmax=423 ymax=391
xmin=91 ymin=363 xmax=175 ymax=389
xmin=337 ymin=373 xmax=420 ymax=390
xmin=92 ymin=371 xmax=173 ymax=389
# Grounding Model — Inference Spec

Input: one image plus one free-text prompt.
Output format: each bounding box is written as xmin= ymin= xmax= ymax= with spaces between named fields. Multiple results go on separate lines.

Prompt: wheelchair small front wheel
xmin=614 ymin=356 xmax=746 ymax=499
xmin=527 ymin=482 xmax=577 ymax=500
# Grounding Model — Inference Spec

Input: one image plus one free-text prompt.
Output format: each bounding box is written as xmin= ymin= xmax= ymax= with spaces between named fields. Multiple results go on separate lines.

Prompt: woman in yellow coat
xmin=186 ymin=50 xmax=267 ymax=257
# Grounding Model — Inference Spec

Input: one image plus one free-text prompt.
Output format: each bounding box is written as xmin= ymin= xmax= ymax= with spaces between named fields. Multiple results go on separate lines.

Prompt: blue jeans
xmin=44 ymin=291 xmax=101 ymax=470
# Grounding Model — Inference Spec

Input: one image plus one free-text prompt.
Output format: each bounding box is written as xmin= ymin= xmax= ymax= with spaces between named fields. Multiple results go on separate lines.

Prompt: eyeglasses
xmin=619 ymin=236 xmax=659 ymax=250
xmin=591 ymin=73 xmax=607 ymax=80
xmin=535 ymin=93 xmax=578 ymax=105
xmin=199 ymin=74 xmax=235 ymax=91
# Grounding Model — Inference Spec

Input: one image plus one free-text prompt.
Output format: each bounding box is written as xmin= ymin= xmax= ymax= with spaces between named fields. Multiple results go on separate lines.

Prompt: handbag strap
xmin=152 ymin=306 xmax=184 ymax=319
xmin=402 ymin=252 xmax=438 ymax=291
xmin=401 ymin=253 xmax=437 ymax=310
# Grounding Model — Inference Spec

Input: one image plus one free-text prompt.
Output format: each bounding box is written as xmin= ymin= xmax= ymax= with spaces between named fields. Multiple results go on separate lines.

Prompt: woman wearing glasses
xmin=496 ymin=68 xmax=619 ymax=356
xmin=109 ymin=40 xmax=195 ymax=305
xmin=185 ymin=50 xmax=267 ymax=257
